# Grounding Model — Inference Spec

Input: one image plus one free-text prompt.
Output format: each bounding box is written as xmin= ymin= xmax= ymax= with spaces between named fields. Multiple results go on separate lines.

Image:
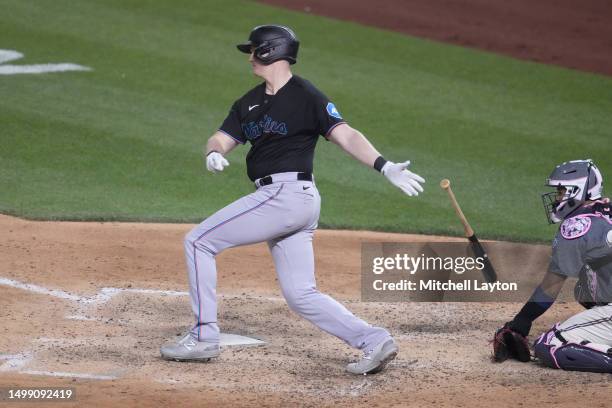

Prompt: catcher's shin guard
xmin=534 ymin=329 xmax=612 ymax=373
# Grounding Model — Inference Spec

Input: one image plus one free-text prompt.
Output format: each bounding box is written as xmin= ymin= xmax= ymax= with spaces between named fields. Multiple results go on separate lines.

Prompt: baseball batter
xmin=160 ymin=25 xmax=425 ymax=375
xmin=493 ymin=159 xmax=612 ymax=373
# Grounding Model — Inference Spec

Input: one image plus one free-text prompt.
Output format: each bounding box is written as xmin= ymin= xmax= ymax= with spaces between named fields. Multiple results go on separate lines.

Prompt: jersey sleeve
xmin=218 ymin=100 xmax=246 ymax=144
xmin=547 ymin=232 xmax=585 ymax=278
xmin=311 ymin=89 xmax=347 ymax=139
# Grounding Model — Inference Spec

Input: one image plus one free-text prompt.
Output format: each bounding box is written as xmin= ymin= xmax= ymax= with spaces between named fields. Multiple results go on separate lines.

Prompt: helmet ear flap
xmin=586 ymin=161 xmax=603 ymax=200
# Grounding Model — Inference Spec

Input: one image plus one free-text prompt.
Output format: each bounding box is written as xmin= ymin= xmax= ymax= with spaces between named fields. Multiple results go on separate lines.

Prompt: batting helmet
xmin=237 ymin=25 xmax=299 ymax=65
xmin=541 ymin=159 xmax=603 ymax=223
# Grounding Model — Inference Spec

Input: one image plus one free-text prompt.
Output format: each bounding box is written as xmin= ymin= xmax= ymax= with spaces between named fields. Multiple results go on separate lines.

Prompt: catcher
xmin=493 ymin=159 xmax=612 ymax=373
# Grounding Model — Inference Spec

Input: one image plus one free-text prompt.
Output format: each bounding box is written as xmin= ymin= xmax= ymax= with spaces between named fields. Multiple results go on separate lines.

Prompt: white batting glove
xmin=382 ymin=160 xmax=425 ymax=196
xmin=206 ymin=151 xmax=229 ymax=173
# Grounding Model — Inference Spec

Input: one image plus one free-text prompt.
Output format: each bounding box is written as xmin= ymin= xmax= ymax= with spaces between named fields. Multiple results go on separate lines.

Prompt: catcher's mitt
xmin=492 ymin=324 xmax=531 ymax=363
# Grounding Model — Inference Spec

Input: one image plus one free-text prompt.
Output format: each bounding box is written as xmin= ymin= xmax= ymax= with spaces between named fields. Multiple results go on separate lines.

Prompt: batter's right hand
xmin=381 ymin=160 xmax=425 ymax=196
xmin=206 ymin=151 xmax=230 ymax=173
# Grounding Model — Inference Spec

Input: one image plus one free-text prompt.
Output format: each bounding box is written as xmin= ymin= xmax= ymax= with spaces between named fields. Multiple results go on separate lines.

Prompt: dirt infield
xmin=1 ymin=214 xmax=610 ymax=407
xmin=261 ymin=0 xmax=612 ymax=76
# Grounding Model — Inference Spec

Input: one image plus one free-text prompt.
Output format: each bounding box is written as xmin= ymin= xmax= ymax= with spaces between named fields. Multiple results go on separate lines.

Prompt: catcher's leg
xmin=534 ymin=305 xmax=612 ymax=373
xmin=555 ymin=304 xmax=612 ymax=346
xmin=534 ymin=333 xmax=612 ymax=373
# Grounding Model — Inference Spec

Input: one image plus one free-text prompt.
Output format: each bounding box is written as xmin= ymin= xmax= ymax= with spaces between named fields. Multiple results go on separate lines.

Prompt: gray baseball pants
xmin=184 ymin=172 xmax=391 ymax=351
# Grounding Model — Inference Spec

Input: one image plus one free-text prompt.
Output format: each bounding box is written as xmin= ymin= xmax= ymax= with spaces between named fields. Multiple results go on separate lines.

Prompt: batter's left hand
xmin=382 ymin=160 xmax=425 ymax=196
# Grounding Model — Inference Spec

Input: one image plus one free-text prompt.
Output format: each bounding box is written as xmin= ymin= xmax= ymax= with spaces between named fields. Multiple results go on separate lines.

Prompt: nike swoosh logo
xmin=248 ymin=104 xmax=259 ymax=111
xmin=303 ymin=186 xmax=310 ymax=190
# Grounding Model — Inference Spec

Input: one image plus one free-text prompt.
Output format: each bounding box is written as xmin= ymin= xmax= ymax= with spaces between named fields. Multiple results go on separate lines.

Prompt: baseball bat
xmin=440 ymin=179 xmax=498 ymax=283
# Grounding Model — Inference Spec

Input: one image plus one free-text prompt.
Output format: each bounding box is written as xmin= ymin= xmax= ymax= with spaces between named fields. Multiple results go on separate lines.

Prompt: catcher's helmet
xmin=541 ymin=159 xmax=603 ymax=224
xmin=237 ymin=25 xmax=299 ymax=65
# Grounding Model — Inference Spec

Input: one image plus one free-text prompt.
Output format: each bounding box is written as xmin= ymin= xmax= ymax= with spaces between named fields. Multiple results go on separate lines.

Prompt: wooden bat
xmin=440 ymin=179 xmax=498 ymax=283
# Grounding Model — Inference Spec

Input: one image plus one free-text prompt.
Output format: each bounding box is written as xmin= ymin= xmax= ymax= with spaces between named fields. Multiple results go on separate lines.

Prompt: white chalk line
xmin=0 ymin=354 xmax=27 ymax=360
xmin=65 ymin=314 xmax=98 ymax=321
xmin=0 ymin=353 xmax=32 ymax=372
xmin=155 ymin=378 xmax=180 ymax=384
xmin=0 ymin=350 xmax=116 ymax=380
xmin=35 ymin=337 xmax=97 ymax=345
xmin=0 ymin=277 xmax=83 ymax=301
xmin=0 ymin=64 xmax=91 ymax=75
xmin=0 ymin=277 xmax=189 ymax=304
xmin=0 ymin=277 xmax=286 ymax=305
xmin=0 ymin=49 xmax=91 ymax=75
xmin=347 ymin=378 xmax=373 ymax=397
xmin=220 ymin=294 xmax=285 ymax=303
xmin=21 ymin=370 xmax=118 ymax=380
xmin=0 ymin=50 xmax=23 ymax=64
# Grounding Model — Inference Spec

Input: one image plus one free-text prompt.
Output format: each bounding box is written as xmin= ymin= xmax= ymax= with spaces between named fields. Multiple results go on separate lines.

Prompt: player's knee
xmin=184 ymin=230 xmax=198 ymax=249
xmin=184 ymin=229 xmax=215 ymax=256
xmin=283 ymin=287 xmax=317 ymax=313
xmin=533 ymin=332 xmax=558 ymax=368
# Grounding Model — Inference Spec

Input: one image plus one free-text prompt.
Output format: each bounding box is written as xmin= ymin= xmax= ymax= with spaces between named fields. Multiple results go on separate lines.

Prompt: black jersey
xmin=218 ymin=75 xmax=346 ymax=181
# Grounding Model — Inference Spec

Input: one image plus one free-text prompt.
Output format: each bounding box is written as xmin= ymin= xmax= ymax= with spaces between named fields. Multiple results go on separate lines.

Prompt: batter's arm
xmin=203 ymin=131 xmax=239 ymax=174
xmin=327 ymin=124 xmax=381 ymax=167
xmin=328 ymin=124 xmax=425 ymax=196
xmin=205 ymin=131 xmax=239 ymax=156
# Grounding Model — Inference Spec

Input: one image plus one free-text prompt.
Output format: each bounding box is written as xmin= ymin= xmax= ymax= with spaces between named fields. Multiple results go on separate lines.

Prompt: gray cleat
xmin=346 ymin=338 xmax=398 ymax=375
xmin=160 ymin=333 xmax=220 ymax=362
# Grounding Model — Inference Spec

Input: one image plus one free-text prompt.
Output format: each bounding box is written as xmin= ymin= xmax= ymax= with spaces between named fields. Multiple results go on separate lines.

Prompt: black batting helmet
xmin=237 ymin=25 xmax=299 ymax=65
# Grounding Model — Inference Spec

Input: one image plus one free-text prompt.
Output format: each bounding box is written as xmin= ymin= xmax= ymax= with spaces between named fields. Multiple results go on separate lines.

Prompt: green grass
xmin=1 ymin=0 xmax=611 ymax=241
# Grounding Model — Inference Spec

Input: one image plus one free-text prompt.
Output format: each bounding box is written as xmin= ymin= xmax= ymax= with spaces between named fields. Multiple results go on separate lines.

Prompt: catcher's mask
xmin=541 ymin=159 xmax=603 ymax=224
xmin=237 ymin=25 xmax=299 ymax=65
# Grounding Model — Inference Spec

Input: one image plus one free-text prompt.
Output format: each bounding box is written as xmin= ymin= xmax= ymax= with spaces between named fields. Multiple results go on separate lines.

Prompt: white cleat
xmin=346 ymin=338 xmax=398 ymax=375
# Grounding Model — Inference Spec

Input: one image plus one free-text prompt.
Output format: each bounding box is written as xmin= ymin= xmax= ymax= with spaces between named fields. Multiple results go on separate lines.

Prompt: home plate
xmin=220 ymin=333 xmax=265 ymax=347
